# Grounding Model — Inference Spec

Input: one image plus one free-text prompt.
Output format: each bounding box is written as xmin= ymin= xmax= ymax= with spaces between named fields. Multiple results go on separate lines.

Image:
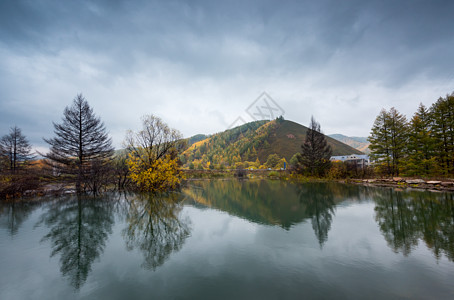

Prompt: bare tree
xmin=125 ymin=115 xmax=184 ymax=163
xmin=43 ymin=94 xmax=114 ymax=193
xmin=0 ymin=126 xmax=34 ymax=173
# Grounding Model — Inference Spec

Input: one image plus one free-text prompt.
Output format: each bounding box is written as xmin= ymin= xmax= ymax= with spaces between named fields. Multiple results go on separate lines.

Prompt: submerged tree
xmin=298 ymin=116 xmax=332 ymax=176
xmin=125 ymin=115 xmax=184 ymax=192
xmin=0 ymin=126 xmax=34 ymax=173
xmin=43 ymin=94 xmax=114 ymax=193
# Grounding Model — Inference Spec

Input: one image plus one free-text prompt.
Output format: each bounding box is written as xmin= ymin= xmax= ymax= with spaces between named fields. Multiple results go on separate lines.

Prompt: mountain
xmin=328 ymin=134 xmax=370 ymax=154
xmin=181 ymin=119 xmax=362 ymax=168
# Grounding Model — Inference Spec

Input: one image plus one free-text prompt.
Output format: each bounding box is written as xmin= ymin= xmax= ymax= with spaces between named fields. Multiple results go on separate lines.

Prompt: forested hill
xmin=180 ymin=119 xmax=362 ymax=169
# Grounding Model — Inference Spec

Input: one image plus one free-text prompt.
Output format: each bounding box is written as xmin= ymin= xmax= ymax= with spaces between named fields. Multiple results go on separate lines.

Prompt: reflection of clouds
xmin=209 ymin=214 xmax=233 ymax=238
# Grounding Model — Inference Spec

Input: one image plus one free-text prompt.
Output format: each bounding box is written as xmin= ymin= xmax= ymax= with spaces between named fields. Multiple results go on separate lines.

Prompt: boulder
xmin=427 ymin=181 xmax=442 ymax=185
xmin=406 ymin=179 xmax=425 ymax=184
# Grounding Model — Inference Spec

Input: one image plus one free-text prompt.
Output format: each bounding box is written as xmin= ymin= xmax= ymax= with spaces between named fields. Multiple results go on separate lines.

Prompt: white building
xmin=330 ymin=154 xmax=371 ymax=168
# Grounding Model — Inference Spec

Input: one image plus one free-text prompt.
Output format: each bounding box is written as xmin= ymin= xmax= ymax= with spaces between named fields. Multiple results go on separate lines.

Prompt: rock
xmin=380 ymin=179 xmax=392 ymax=182
xmin=427 ymin=181 xmax=442 ymax=185
xmin=393 ymin=177 xmax=403 ymax=182
xmin=441 ymin=182 xmax=454 ymax=186
xmin=367 ymin=179 xmax=377 ymax=183
xmin=406 ymin=179 xmax=426 ymax=184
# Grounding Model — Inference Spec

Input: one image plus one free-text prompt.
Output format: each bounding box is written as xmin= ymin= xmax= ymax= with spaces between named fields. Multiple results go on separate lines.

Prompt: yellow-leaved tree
xmin=125 ymin=115 xmax=185 ymax=192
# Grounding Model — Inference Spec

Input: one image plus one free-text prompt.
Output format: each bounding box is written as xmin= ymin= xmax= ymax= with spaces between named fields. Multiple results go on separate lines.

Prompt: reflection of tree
xmin=374 ymin=190 xmax=454 ymax=261
xmin=123 ymin=192 xmax=190 ymax=270
xmin=375 ymin=190 xmax=419 ymax=255
xmin=297 ymin=183 xmax=336 ymax=248
xmin=0 ymin=201 xmax=39 ymax=236
xmin=39 ymin=195 xmax=114 ymax=289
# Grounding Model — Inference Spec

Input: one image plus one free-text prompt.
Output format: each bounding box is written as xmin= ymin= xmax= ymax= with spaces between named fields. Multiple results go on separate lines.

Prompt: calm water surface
xmin=0 ymin=180 xmax=453 ymax=299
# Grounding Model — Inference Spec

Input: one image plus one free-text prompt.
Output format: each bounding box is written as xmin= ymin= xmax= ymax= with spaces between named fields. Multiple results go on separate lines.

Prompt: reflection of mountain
xmin=183 ymin=180 xmax=366 ymax=246
xmin=0 ymin=201 xmax=41 ymax=236
xmin=374 ymin=189 xmax=454 ymax=261
xmin=39 ymin=195 xmax=115 ymax=290
xmin=122 ymin=192 xmax=190 ymax=270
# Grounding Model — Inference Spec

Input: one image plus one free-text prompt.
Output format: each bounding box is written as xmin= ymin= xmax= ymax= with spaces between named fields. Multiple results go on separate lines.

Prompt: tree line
xmin=0 ymin=94 xmax=184 ymax=198
xmin=368 ymin=92 xmax=454 ymax=177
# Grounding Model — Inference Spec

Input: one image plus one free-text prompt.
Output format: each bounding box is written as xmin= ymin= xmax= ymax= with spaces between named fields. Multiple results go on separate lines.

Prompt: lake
xmin=1 ymin=180 xmax=453 ymax=299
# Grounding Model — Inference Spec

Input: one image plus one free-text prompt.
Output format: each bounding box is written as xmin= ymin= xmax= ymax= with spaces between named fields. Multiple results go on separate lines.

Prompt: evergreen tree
xmin=368 ymin=108 xmax=408 ymax=176
xmin=430 ymin=93 xmax=454 ymax=175
xmin=44 ymin=94 xmax=114 ymax=193
xmin=0 ymin=126 xmax=34 ymax=173
xmin=369 ymin=109 xmax=392 ymax=175
xmin=298 ymin=116 xmax=332 ymax=176
xmin=404 ymin=104 xmax=437 ymax=175
xmin=388 ymin=107 xmax=409 ymax=176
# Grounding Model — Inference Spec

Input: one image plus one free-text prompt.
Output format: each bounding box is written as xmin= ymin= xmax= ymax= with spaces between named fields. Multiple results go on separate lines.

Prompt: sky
xmin=1 ymin=0 xmax=453 ymax=150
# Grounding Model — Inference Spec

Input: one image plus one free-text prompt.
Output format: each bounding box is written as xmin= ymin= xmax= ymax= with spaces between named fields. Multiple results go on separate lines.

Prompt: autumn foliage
xmin=127 ymin=152 xmax=182 ymax=192
xmin=125 ymin=115 xmax=184 ymax=192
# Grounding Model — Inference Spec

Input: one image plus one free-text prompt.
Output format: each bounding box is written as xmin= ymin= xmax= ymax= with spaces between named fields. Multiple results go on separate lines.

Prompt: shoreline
xmin=344 ymin=177 xmax=454 ymax=192
xmin=2 ymin=173 xmax=454 ymax=201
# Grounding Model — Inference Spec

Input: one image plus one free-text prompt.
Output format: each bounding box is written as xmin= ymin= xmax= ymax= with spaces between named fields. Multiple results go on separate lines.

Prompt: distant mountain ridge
xmin=328 ymin=134 xmax=370 ymax=154
xmin=180 ymin=119 xmax=362 ymax=168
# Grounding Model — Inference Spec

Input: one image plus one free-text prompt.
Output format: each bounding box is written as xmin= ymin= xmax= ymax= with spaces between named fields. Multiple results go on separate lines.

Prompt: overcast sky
xmin=1 ymin=0 xmax=453 ymax=150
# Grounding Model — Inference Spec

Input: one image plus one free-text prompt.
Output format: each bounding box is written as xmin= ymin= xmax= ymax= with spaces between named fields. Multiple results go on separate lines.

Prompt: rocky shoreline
xmin=349 ymin=177 xmax=454 ymax=192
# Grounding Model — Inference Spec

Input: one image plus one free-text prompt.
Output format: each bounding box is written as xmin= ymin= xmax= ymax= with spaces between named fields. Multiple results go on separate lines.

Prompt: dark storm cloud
xmin=1 ymin=0 xmax=453 ymax=147
xmin=2 ymin=0 xmax=452 ymax=79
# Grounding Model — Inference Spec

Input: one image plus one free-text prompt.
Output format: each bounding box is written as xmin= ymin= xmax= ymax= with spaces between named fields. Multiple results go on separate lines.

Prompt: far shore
xmin=2 ymin=171 xmax=454 ymax=201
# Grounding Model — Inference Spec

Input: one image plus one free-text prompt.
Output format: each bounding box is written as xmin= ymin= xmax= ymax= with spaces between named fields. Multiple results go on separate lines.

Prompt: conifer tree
xmin=404 ymin=104 xmax=437 ymax=175
xmin=430 ymin=93 xmax=454 ymax=175
xmin=44 ymin=94 xmax=114 ymax=193
xmin=369 ymin=109 xmax=392 ymax=175
xmin=368 ymin=108 xmax=408 ymax=176
xmin=0 ymin=126 xmax=34 ymax=173
xmin=298 ymin=116 xmax=332 ymax=176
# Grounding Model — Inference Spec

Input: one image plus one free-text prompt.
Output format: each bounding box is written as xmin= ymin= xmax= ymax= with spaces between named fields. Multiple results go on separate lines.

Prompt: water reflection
xmin=0 ymin=200 xmax=41 ymax=236
xmin=1 ymin=180 xmax=453 ymax=298
xmin=122 ymin=192 xmax=191 ymax=270
xmin=374 ymin=189 xmax=454 ymax=261
xmin=182 ymin=180 xmax=359 ymax=247
xmin=38 ymin=195 xmax=115 ymax=289
xmin=296 ymin=183 xmax=336 ymax=247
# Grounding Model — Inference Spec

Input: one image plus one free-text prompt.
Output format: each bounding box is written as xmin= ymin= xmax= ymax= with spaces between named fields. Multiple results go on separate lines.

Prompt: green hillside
xmin=180 ymin=119 xmax=362 ymax=169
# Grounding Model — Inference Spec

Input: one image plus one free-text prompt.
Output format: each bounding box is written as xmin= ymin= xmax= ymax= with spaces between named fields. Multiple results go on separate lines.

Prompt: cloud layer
xmin=1 ymin=0 xmax=453 ymax=149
